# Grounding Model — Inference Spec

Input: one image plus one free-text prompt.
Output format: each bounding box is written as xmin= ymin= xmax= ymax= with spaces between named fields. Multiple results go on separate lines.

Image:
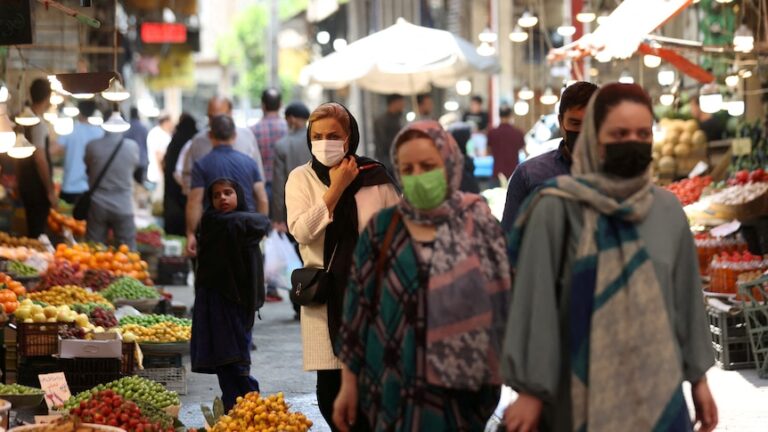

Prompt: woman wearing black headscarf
xmin=163 ymin=113 xmax=198 ymax=236
xmin=286 ymin=102 xmax=400 ymax=430
xmin=190 ymin=177 xmax=271 ymax=411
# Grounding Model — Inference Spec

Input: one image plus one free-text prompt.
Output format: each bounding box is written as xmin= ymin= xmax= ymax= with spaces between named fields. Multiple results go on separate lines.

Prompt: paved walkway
xmin=168 ymin=285 xmax=768 ymax=431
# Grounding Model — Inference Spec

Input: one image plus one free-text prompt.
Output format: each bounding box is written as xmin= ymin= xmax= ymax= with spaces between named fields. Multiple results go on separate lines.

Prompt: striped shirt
xmin=250 ymin=113 xmax=288 ymax=183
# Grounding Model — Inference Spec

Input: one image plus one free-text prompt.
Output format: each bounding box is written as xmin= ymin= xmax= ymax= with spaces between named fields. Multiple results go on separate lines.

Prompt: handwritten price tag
xmin=38 ymin=373 xmax=71 ymax=409
xmin=732 ymin=138 xmax=752 ymax=156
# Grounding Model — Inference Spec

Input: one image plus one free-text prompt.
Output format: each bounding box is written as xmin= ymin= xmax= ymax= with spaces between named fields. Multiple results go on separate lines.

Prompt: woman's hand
xmin=692 ymin=377 xmax=718 ymax=432
xmin=503 ymin=393 xmax=543 ymax=432
xmin=333 ymin=369 xmax=359 ymax=432
xmin=329 ymin=157 xmax=359 ymax=194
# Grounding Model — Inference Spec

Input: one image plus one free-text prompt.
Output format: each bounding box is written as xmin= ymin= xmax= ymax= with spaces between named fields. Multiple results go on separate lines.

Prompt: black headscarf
xmin=163 ymin=113 xmax=198 ymax=235
xmin=306 ymin=103 xmax=397 ymax=352
xmin=196 ymin=178 xmax=271 ymax=329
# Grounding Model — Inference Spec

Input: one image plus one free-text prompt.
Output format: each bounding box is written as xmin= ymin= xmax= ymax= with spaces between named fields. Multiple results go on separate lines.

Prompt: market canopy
xmin=301 ymin=18 xmax=501 ymax=94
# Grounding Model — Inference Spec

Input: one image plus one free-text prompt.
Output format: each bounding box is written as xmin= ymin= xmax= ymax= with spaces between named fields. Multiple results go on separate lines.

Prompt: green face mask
xmin=402 ymin=168 xmax=448 ymax=210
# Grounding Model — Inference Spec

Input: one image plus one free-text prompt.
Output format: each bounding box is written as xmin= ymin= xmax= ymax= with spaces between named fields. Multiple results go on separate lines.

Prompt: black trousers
xmin=59 ymin=192 xmax=83 ymax=205
xmin=21 ymin=198 xmax=50 ymax=238
xmin=316 ymin=370 xmax=370 ymax=432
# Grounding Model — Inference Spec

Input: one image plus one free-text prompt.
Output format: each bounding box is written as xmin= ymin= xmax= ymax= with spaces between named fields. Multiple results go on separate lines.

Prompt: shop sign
xmin=140 ymin=22 xmax=187 ymax=44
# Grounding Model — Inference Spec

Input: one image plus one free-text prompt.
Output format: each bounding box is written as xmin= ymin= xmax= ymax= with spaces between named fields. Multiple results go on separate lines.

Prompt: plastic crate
xmin=737 ymin=278 xmax=768 ymax=378
xmin=707 ymin=307 xmax=754 ymax=370
xmin=59 ymin=358 xmax=121 ymax=394
xmin=156 ymin=257 xmax=189 ymax=286
xmin=142 ymin=353 xmax=183 ymax=369
xmin=122 ymin=342 xmax=136 ymax=375
xmin=136 ymin=367 xmax=187 ymax=395
xmin=16 ymin=323 xmax=68 ymax=358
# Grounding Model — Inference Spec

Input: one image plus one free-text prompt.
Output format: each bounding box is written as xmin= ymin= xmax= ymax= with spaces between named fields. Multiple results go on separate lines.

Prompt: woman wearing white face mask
xmin=286 ymin=102 xmax=400 ymax=431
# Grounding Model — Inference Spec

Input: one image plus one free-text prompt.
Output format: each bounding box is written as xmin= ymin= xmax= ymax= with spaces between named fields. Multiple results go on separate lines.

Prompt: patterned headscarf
xmin=390 ymin=121 xmax=511 ymax=391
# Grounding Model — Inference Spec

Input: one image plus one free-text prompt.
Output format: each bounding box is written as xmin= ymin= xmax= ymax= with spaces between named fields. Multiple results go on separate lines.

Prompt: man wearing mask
xmin=501 ymin=81 xmax=598 ymax=231
xmin=373 ymin=94 xmax=405 ymax=171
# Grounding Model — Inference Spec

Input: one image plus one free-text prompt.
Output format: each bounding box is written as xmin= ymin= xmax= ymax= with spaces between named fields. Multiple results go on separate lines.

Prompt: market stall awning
xmin=547 ymin=0 xmax=713 ymax=82
xmin=301 ymin=18 xmax=500 ymax=94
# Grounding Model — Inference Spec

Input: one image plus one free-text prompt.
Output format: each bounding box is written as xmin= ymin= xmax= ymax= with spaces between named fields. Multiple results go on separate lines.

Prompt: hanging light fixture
xmin=14 ymin=107 xmax=40 ymax=126
xmin=733 ymin=24 xmax=754 ymax=53
xmin=518 ymin=9 xmax=539 ymax=28
xmin=0 ymin=108 xmax=15 ymax=152
xmin=102 ymin=111 xmax=131 ymax=133
xmin=659 ymin=92 xmax=675 ymax=106
xmin=557 ymin=23 xmax=577 ymax=37
xmin=62 ymin=103 xmax=80 ymax=117
xmin=101 ymin=78 xmax=130 ymax=102
xmin=509 ymin=25 xmax=529 ymax=43
xmin=456 ymin=79 xmax=472 ymax=96
xmin=71 ymin=93 xmax=95 ymax=100
xmin=657 ymin=67 xmax=676 ymax=86
xmin=478 ymin=27 xmax=497 ymax=43
xmin=539 ymin=87 xmax=559 ymax=105
xmin=476 ymin=41 xmax=496 ymax=56
xmin=725 ymin=71 xmax=740 ymax=87
xmin=576 ymin=4 xmax=596 ymax=23
xmin=596 ymin=11 xmax=610 ymax=26
xmin=513 ymin=100 xmax=530 ymax=116
xmin=7 ymin=133 xmax=36 ymax=159
xmin=699 ymin=82 xmax=723 ymax=114
xmin=715 ymin=0 xmax=734 ymax=3
xmin=643 ymin=55 xmax=662 ymax=68
xmin=43 ymin=107 xmax=58 ymax=123
xmin=739 ymin=69 xmax=753 ymax=79
xmin=316 ymin=31 xmax=330 ymax=45
xmin=332 ymin=38 xmax=347 ymax=52
xmin=49 ymin=92 xmax=64 ymax=106
xmin=619 ymin=69 xmax=635 ymax=84
xmin=518 ymin=85 xmax=535 ymax=101
xmin=0 ymin=81 xmax=9 ymax=104
xmin=726 ymin=99 xmax=745 ymax=116
xmin=54 ymin=117 xmax=74 ymax=136
xmin=443 ymin=100 xmax=460 ymax=112
xmin=87 ymin=111 xmax=104 ymax=126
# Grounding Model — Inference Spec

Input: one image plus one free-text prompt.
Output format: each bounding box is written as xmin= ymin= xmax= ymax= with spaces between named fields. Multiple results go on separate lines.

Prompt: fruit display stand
xmin=736 ymin=276 xmax=768 ymax=378
xmin=706 ymin=298 xmax=754 ymax=370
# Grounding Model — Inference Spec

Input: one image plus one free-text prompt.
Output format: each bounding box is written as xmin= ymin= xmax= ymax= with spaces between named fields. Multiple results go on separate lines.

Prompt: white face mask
xmin=311 ymin=139 xmax=346 ymax=167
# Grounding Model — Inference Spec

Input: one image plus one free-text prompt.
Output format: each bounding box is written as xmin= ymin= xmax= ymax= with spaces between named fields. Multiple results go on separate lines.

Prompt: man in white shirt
xmin=146 ymin=115 xmax=174 ymax=202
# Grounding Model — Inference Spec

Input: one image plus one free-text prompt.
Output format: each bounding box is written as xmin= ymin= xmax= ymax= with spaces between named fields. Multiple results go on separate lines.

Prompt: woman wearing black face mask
xmin=501 ymin=83 xmax=718 ymax=432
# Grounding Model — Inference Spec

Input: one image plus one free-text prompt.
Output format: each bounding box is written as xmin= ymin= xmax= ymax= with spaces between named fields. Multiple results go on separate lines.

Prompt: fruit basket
xmin=16 ymin=323 xmax=69 ymax=357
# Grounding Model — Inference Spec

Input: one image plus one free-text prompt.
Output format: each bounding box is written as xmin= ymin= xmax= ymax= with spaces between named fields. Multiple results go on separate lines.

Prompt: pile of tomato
xmin=665 ymin=175 xmax=713 ymax=206
xmin=69 ymin=390 xmax=174 ymax=432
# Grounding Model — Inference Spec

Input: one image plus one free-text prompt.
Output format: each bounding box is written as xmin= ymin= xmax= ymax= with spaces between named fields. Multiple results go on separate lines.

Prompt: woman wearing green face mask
xmin=333 ymin=121 xmax=512 ymax=432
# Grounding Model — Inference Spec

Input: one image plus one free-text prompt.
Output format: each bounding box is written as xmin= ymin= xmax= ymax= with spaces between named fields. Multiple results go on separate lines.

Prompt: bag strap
xmin=374 ymin=210 xmax=401 ymax=294
xmin=91 ymin=139 xmax=124 ymax=193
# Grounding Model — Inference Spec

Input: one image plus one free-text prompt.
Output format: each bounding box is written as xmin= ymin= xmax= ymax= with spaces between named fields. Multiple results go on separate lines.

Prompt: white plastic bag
xmin=263 ymin=231 xmax=302 ymax=289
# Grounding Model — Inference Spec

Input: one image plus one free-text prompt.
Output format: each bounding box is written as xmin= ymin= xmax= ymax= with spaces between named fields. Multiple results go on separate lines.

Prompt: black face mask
xmin=563 ymin=129 xmax=580 ymax=153
xmin=601 ymin=141 xmax=653 ymax=178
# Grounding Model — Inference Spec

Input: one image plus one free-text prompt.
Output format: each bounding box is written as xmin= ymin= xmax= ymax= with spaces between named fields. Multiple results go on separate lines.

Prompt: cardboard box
xmin=58 ymin=333 xmax=122 ymax=359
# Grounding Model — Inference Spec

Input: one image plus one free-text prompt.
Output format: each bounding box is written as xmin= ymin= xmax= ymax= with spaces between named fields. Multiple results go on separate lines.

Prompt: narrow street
xmin=167 ymin=284 xmax=768 ymax=431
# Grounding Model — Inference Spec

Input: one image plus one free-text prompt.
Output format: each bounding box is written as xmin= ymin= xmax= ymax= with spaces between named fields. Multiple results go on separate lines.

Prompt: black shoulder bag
xmin=290 ymin=243 xmax=338 ymax=306
xmin=73 ymin=140 xmax=124 ymax=221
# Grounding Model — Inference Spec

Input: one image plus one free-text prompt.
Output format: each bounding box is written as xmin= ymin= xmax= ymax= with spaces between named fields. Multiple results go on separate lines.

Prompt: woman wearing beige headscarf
xmin=501 ymin=83 xmax=717 ymax=432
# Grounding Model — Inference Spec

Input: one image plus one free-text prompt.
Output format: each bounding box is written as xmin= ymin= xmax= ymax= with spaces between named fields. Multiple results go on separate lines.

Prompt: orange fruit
xmin=118 ymin=244 xmax=129 ymax=253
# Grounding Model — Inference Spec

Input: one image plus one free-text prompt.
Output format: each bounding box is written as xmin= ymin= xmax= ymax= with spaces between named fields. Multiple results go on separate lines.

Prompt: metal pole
xmin=268 ymin=0 xmax=279 ymax=89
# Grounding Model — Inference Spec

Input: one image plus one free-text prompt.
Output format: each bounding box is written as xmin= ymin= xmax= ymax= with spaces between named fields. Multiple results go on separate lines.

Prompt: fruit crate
xmin=142 ymin=353 xmax=183 ymax=369
xmin=59 ymin=358 xmax=122 ymax=394
xmin=16 ymin=323 xmax=69 ymax=358
xmin=136 ymin=367 xmax=187 ymax=395
xmin=156 ymin=257 xmax=189 ymax=286
xmin=707 ymin=306 xmax=754 ymax=370
xmin=737 ymin=277 xmax=768 ymax=378
xmin=122 ymin=342 xmax=136 ymax=375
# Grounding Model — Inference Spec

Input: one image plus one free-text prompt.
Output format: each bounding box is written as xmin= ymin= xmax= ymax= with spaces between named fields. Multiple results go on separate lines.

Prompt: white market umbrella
xmin=302 ymin=18 xmax=500 ymax=94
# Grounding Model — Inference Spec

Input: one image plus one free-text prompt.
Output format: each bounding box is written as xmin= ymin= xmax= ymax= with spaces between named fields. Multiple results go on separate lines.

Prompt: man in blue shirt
xmin=58 ymin=101 xmax=104 ymax=204
xmin=186 ymin=115 xmax=268 ymax=256
xmin=501 ymin=81 xmax=599 ymax=231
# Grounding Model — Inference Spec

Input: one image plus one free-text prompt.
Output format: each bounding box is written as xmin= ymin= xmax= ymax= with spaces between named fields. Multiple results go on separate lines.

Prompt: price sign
xmin=711 ymin=220 xmax=741 ymax=238
xmin=732 ymin=138 xmax=752 ymax=156
xmin=38 ymin=373 xmax=71 ymax=409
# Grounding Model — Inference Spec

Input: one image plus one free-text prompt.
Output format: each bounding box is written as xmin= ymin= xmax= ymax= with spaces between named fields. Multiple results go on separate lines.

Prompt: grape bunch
xmin=89 ymin=307 xmax=118 ymax=328
xmin=40 ymin=260 xmax=82 ymax=290
xmin=59 ymin=326 xmax=86 ymax=340
xmin=81 ymin=269 xmax=115 ymax=291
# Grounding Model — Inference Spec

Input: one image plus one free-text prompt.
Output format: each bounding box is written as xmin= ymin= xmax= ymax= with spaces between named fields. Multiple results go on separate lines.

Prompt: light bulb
xmin=660 ymin=93 xmax=675 ymax=106
xmin=509 ymin=25 xmax=529 ymax=43
xmin=102 ymin=111 xmax=131 ymax=133
xmin=54 ymin=117 xmax=74 ymax=136
xmin=7 ymin=133 xmax=36 ymax=159
xmin=518 ymin=86 xmax=534 ymax=101
xmin=539 ymin=87 xmax=559 ymax=105
xmin=644 ymin=55 xmax=662 ymax=68
xmin=316 ymin=31 xmax=330 ymax=45
xmin=576 ymin=5 xmax=596 ymax=23
xmin=619 ymin=70 xmax=634 ymax=84
xmin=513 ymin=100 xmax=530 ymax=116
xmin=657 ymin=68 xmax=676 ymax=86
xmin=699 ymin=83 xmax=723 ymax=114
xmin=71 ymin=93 xmax=95 ymax=100
xmin=478 ymin=27 xmax=497 ymax=43
xmin=725 ymin=74 xmax=740 ymax=87
xmin=444 ymin=100 xmax=460 ymax=112
xmin=518 ymin=10 xmax=539 ymax=28
xmin=406 ymin=112 xmax=416 ymax=122
xmin=734 ymin=24 xmax=754 ymax=53
xmin=476 ymin=41 xmax=496 ymax=56
xmin=101 ymin=78 xmax=131 ymax=102
xmin=727 ymin=100 xmax=745 ymax=116
xmin=14 ymin=107 xmax=40 ymax=126
xmin=456 ymin=80 xmax=472 ymax=96
xmin=557 ymin=25 xmax=577 ymax=37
